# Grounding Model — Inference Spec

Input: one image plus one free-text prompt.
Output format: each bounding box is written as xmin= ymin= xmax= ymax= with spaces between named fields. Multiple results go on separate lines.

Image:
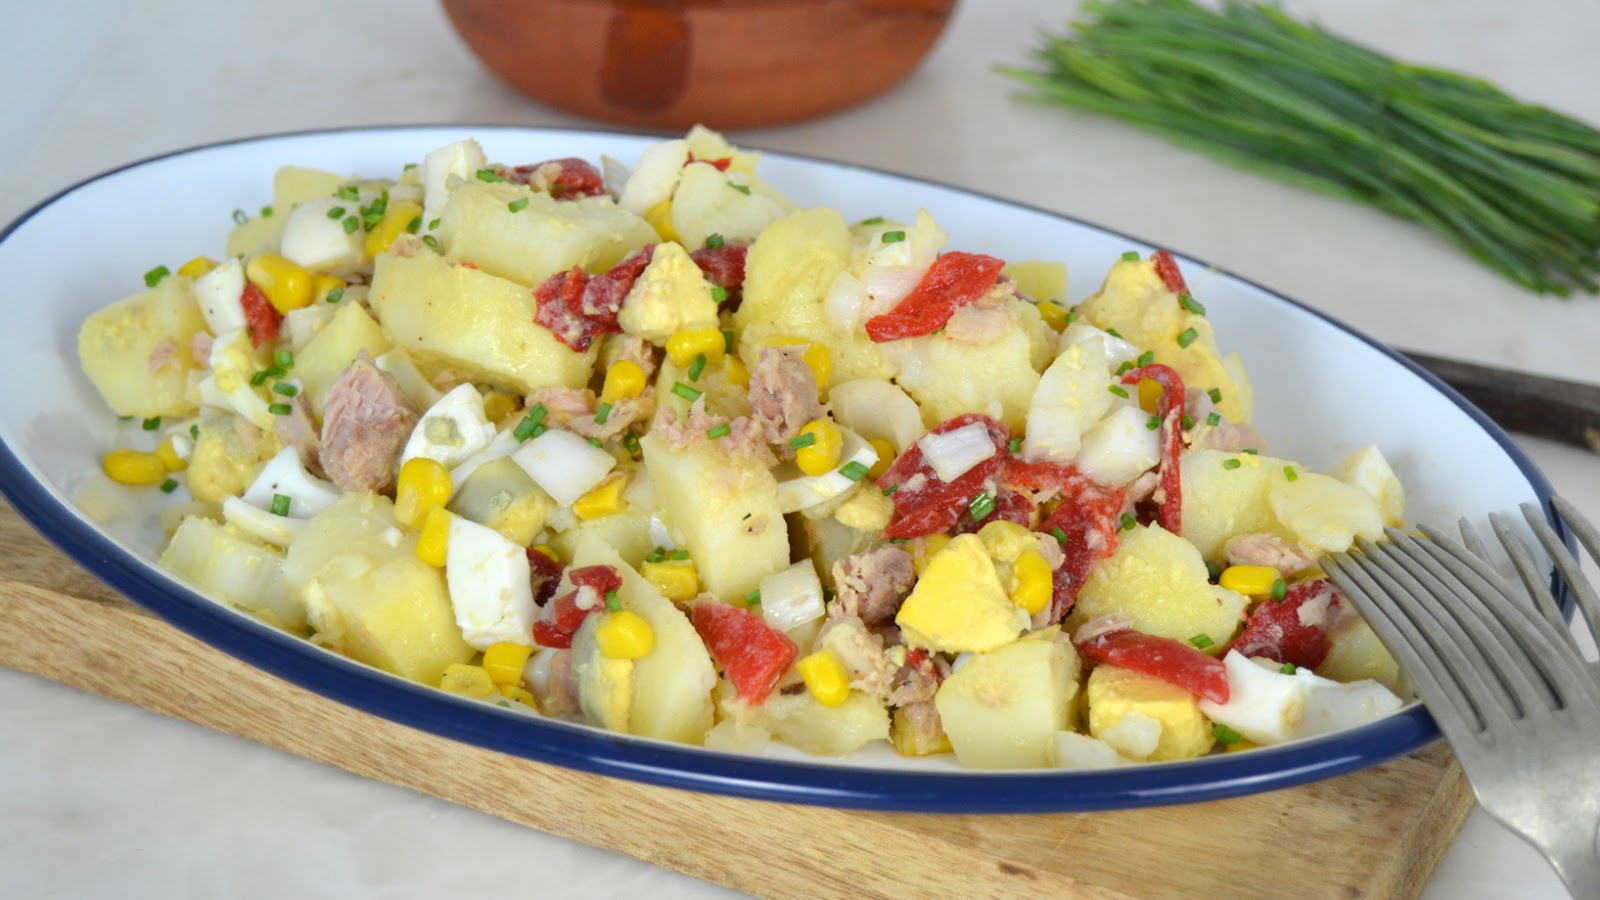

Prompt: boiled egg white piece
xmin=241 ymin=446 xmax=341 ymax=518
xmin=400 ymin=383 xmax=496 ymax=470
xmin=1074 ymin=404 xmax=1161 ymax=487
xmin=420 ymin=138 xmax=487 ymax=228
xmin=206 ymin=328 xmax=274 ymax=429
xmin=511 ymin=428 xmax=616 ymax=507
xmin=1199 ymin=651 xmax=1403 ymax=745
xmin=445 ymin=515 xmax=537 ymax=651
xmin=279 ymin=196 xmax=365 ymax=274
xmin=775 ymin=429 xmax=879 ymax=515
xmin=192 ymin=257 xmax=247 ymax=334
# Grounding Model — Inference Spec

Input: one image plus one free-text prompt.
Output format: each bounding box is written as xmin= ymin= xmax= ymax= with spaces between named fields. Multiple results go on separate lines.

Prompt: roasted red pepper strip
xmin=526 ymin=547 xmax=564 ymax=606
xmin=876 ymin=413 xmax=1010 ymax=539
xmin=687 ymin=153 xmax=733 ymax=172
xmin=690 ymin=599 xmax=798 ymax=704
xmin=239 ymin=282 xmax=281 ymax=348
xmin=1229 ymin=578 xmax=1343 ymax=670
xmin=1040 ymin=470 xmax=1124 ymax=621
xmin=501 ymin=157 xmax=607 ymax=199
xmin=1151 ymin=249 xmax=1189 ymax=295
xmin=1077 ymin=628 xmax=1229 ymax=705
xmin=864 ymin=252 xmax=1007 ymax=343
xmin=532 ymin=565 xmax=622 ymax=649
xmin=1120 ymin=363 xmax=1186 ymax=535
xmin=689 ymin=243 xmax=747 ymax=307
xmin=532 ymin=244 xmax=655 ymax=351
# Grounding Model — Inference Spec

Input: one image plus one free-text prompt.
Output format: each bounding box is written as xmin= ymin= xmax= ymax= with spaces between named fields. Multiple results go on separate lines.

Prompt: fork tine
xmin=1485 ymin=513 xmax=1571 ymax=636
xmin=1527 ymin=498 xmax=1600 ymax=649
xmin=1361 ymin=536 xmax=1537 ymax=725
xmin=1458 ymin=516 xmax=1491 ymax=563
xmin=1322 ymin=552 xmax=1487 ymax=736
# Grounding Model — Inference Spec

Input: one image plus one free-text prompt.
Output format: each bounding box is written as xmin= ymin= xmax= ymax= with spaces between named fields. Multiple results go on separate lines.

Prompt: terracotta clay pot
xmin=441 ymin=0 xmax=957 ymax=129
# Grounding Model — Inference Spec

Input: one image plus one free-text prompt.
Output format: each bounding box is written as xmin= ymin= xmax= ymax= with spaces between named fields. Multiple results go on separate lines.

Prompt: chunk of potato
xmin=224 ymin=166 xmax=350 ymax=258
xmin=1180 ymin=448 xmax=1297 ymax=562
xmin=1086 ymin=663 xmax=1215 ymax=762
xmin=295 ymin=300 xmax=392 ymax=416
xmin=1326 ymin=445 xmax=1406 ymax=529
xmin=640 ymin=431 xmax=790 ymax=601
xmin=1268 ymin=469 xmax=1384 ymax=553
xmin=879 ymin=298 xmax=1043 ymax=433
xmin=1318 ymin=618 xmax=1403 ymax=693
xmin=438 ymin=182 xmax=657 ymax=286
xmin=77 ymin=275 xmax=208 ymax=418
xmin=734 ymin=207 xmax=894 ymax=385
xmin=161 ymin=515 xmax=303 ymax=631
xmin=368 ymin=246 xmax=596 ymax=395
xmin=935 ymin=627 xmax=1081 ymax=769
xmin=1067 ymin=523 xmax=1247 ymax=649
xmin=733 ymin=687 xmax=890 ymax=756
xmin=283 ymin=491 xmax=402 ymax=594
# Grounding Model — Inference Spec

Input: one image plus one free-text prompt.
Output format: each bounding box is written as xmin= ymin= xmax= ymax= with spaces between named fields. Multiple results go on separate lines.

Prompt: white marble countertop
xmin=2 ymin=1 xmax=1597 ymax=897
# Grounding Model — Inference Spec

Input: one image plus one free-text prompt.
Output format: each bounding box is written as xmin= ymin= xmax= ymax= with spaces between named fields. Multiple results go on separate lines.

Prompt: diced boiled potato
xmin=1318 ymin=618 xmax=1403 ymax=693
xmin=1268 ymin=469 xmax=1384 ymax=553
xmin=735 ymin=208 xmax=894 ymax=384
xmin=1002 ymin=260 xmax=1068 ymax=303
xmin=1327 ymin=445 xmax=1406 ymax=528
xmin=77 ymin=275 xmax=208 ymax=418
xmin=735 ymin=687 xmax=890 ymax=756
xmin=438 ymin=182 xmax=656 ymax=286
xmin=934 ymin=627 xmax=1081 ymax=768
xmin=224 ymin=166 xmax=349 ymax=258
xmin=827 ymin=378 xmax=925 ymax=453
xmin=374 ymin=347 xmax=444 ymax=411
xmin=896 ymin=534 xmax=1030 ymax=655
xmin=570 ymin=538 xmax=717 ymax=744
xmin=683 ymin=124 xmax=763 ymax=174
xmin=187 ymin=414 xmax=278 ymax=504
xmin=793 ymin=511 xmax=878 ymax=589
xmin=447 ymin=455 xmax=555 ymax=546
xmin=879 ymin=298 xmax=1043 ymax=433
xmin=161 ymin=515 xmax=303 ymax=631
xmin=283 ymin=491 xmax=401 ymax=594
xmin=294 ymin=300 xmax=392 ymax=416
xmin=669 ymin=162 xmax=787 ymax=250
xmin=368 ymin=246 xmax=596 ymax=395
xmin=1077 ymin=256 xmax=1252 ymax=423
xmin=547 ymin=500 xmax=656 ymax=569
xmin=1180 ymin=447 xmax=1298 ymax=562
xmin=1067 ymin=523 xmax=1247 ymax=649
xmin=1086 ymin=664 xmax=1215 ymax=762
xmin=640 ymin=430 xmax=789 ymax=600
xmin=570 ymin=611 xmax=634 ymax=732
xmin=653 ymin=354 xmax=750 ymax=423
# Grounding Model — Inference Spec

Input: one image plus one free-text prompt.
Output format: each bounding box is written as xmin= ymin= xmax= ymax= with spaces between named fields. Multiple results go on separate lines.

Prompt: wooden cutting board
xmin=0 ymin=501 xmax=1472 ymax=899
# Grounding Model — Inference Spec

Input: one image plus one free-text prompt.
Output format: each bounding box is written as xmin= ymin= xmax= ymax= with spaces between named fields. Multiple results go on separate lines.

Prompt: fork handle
xmin=1403 ymin=350 xmax=1600 ymax=453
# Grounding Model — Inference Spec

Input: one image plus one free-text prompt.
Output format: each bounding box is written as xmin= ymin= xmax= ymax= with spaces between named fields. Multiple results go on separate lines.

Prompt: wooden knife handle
xmin=1401 ymin=350 xmax=1600 ymax=453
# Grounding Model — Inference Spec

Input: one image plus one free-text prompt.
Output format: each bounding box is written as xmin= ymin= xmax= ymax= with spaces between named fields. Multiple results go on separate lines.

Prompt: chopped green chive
xmin=722 ymin=329 xmax=735 ymax=353
xmin=882 ymin=485 xmax=898 ymax=496
xmin=968 ymin=490 xmax=995 ymax=521
xmin=1208 ymin=388 xmax=1222 ymax=403
xmin=671 ymin=382 xmax=702 ymax=402
xmin=272 ymin=382 xmax=299 ymax=397
xmin=1189 ymin=633 xmax=1214 ymax=649
xmin=1107 ymin=385 xmax=1130 ymax=398
xmin=514 ymin=406 xmax=548 ymax=442
xmin=588 ymin=437 xmax=604 ymax=448
xmin=1146 ymin=415 xmax=1161 ymax=431
xmin=1206 ymin=412 xmax=1221 ymax=427
xmin=507 ymin=197 xmax=529 ymax=213
xmin=743 ymin=589 xmax=761 ymax=606
xmin=1180 ymin=414 xmax=1194 ymax=430
xmin=268 ymin=402 xmax=292 ymax=416
xmin=259 ymin=205 xmax=274 ymax=218
xmin=646 ymin=546 xmax=667 ymax=563
xmin=605 ymin=589 xmax=621 ymax=612
xmin=881 ymin=230 xmax=907 ymax=243
xmin=622 ymin=432 xmax=641 ymax=457
xmin=1242 ymin=448 xmax=1258 ymax=455
xmin=1177 ymin=327 xmax=1199 ymax=348
xmin=706 ymin=423 xmax=732 ymax=439
xmin=362 ymin=193 xmax=387 ymax=228
xmin=727 ymin=181 xmax=751 ymax=195
xmin=325 ymin=287 xmax=345 ymax=304
xmin=232 ymin=209 xmax=249 ymax=225
xmin=1051 ymin=527 xmax=1069 ymax=543
xmin=264 ymin=364 xmax=286 ymax=379
xmin=670 ymin=549 xmax=689 ymax=561
xmin=342 ymin=215 xmax=360 ymax=234
xmin=143 ymin=266 xmax=170 ymax=288
xmin=1206 ymin=560 xmax=1221 ymax=581
xmin=476 ymin=168 xmax=509 ymax=183
xmin=1121 ymin=250 xmax=1140 ymax=261
xmin=406 ymin=215 xmax=421 ymax=234
xmin=189 ymin=424 xmax=200 ymax=440
xmin=858 ymin=216 xmax=885 ymax=225
xmin=1271 ymin=578 xmax=1288 ymax=601
xmin=1283 ymin=465 xmax=1299 ymax=482
xmin=336 ymin=185 xmax=360 ymax=201
xmin=270 ymin=493 xmax=291 ymax=516
xmin=1136 ymin=350 xmax=1154 ymax=367
xmin=159 ymin=478 xmax=179 ymax=494
xmin=1007 ymin=437 xmax=1022 ymax=453
xmin=428 ymin=218 xmax=441 ymax=230
xmin=790 ymin=432 xmax=817 ymax=450
xmin=1066 ymin=311 xmax=1078 ymax=324
xmin=326 ymin=206 xmax=346 ymax=219
xmin=1212 ymin=723 xmax=1241 ymax=744
xmin=1120 ymin=512 xmax=1137 ymax=530
xmin=705 ymin=233 xmax=724 ymax=250
xmin=1104 ymin=327 xmax=1122 ymax=338
xmin=839 ymin=460 xmax=869 ymax=482
xmin=1222 ymin=458 xmax=1242 ymax=470
xmin=1115 ymin=361 xmax=1135 ymax=376
xmin=1180 ymin=293 xmax=1206 ymax=316
xmin=403 ymin=162 xmax=417 ymax=171
xmin=688 ymin=354 xmax=707 ymax=381
xmin=711 ymin=285 xmax=729 ymax=304
xmin=275 ymin=349 xmax=294 ymax=368
xmin=594 ymin=402 xmax=612 ymax=424
xmin=421 ymin=234 xmax=441 ymax=253
xmin=141 ymin=417 xmax=161 ymax=431
xmin=1279 ymin=663 xmax=1297 ymax=675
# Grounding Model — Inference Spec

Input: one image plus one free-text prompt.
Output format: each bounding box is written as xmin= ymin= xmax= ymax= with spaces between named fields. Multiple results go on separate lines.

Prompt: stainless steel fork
xmin=1321 ymin=495 xmax=1600 ymax=899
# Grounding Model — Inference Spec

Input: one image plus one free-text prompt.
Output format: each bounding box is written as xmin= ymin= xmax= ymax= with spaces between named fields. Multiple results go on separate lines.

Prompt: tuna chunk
xmin=273 ymin=392 xmax=322 ymax=475
xmin=318 ymin=355 xmax=418 ymax=493
xmin=1223 ymin=532 xmax=1318 ymax=577
xmin=830 ymin=546 xmax=916 ymax=628
xmin=748 ymin=346 xmax=823 ymax=446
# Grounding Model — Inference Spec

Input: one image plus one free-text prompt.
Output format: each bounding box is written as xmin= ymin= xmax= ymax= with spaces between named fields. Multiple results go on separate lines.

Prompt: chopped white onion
xmin=823 ymin=270 xmax=870 ymax=333
xmin=758 ymin=561 xmax=826 ymax=635
xmin=828 ymin=378 xmax=925 ymax=453
xmin=917 ymin=422 xmax=996 ymax=483
xmin=1073 ymin=405 xmax=1161 ymax=487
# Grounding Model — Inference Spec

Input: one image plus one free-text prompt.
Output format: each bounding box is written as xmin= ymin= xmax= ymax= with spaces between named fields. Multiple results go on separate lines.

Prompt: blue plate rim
xmin=0 ymin=124 xmax=1564 ymax=813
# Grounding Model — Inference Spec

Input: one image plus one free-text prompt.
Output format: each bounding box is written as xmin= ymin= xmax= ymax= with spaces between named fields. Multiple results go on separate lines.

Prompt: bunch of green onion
xmin=998 ymin=0 xmax=1600 ymax=295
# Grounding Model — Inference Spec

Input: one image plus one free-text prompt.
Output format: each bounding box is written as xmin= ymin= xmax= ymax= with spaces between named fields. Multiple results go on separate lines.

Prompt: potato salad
xmin=77 ymin=127 xmax=1408 ymax=769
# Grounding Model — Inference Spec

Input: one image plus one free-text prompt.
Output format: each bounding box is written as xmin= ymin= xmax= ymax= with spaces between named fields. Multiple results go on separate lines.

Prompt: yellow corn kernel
xmin=482 ymin=641 xmax=534 ymax=686
xmin=641 ymin=559 xmax=699 ymax=603
xmin=665 ymin=326 xmax=727 ymax=368
xmin=573 ymin=473 xmax=629 ymax=520
xmin=416 ymin=506 xmax=452 ymax=568
xmin=154 ymin=438 xmax=188 ymax=472
xmin=1036 ymin=300 xmax=1070 ymax=333
xmin=596 ymin=609 xmax=654 ymax=659
xmin=439 ymin=663 xmax=496 ymax=698
xmin=723 ymin=355 xmax=749 ymax=388
xmin=1008 ymin=549 xmax=1053 ymax=615
xmin=481 ymin=390 xmax=518 ymax=424
xmin=644 ymin=200 xmax=678 ymax=242
xmin=1218 ymin=565 xmax=1280 ymax=597
xmin=769 ymin=336 xmax=831 ymax=390
xmin=394 ymin=457 xmax=453 ymax=530
xmin=498 ymin=683 xmax=539 ymax=710
xmin=797 ymin=651 xmax=850 ymax=708
xmin=1138 ymin=377 xmax=1162 ymax=413
xmin=364 ymin=200 xmax=424 ymax=258
xmin=245 ymin=252 xmax=313 ymax=313
xmin=794 ymin=418 xmax=843 ymax=476
xmin=310 ymin=273 xmax=346 ymax=304
xmin=530 ymin=544 xmax=560 ymax=565
xmin=177 ymin=256 xmax=217 ymax=278
xmin=1224 ymin=737 xmax=1259 ymax=753
xmin=867 ymin=438 xmax=896 ymax=479
xmin=913 ymin=533 xmax=951 ymax=575
xmin=891 ymin=706 xmax=953 ymax=757
xmin=102 ymin=449 xmax=167 ymax=486
xmin=600 ymin=359 xmax=647 ymax=404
